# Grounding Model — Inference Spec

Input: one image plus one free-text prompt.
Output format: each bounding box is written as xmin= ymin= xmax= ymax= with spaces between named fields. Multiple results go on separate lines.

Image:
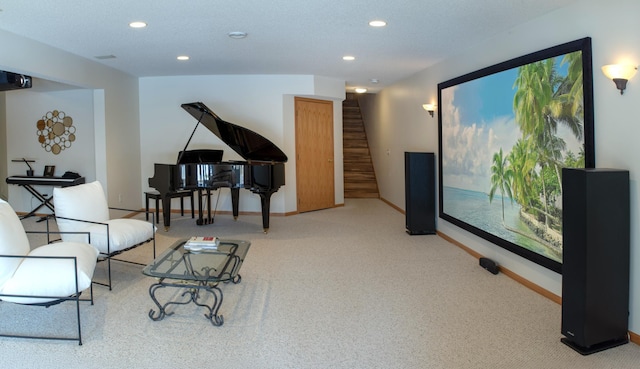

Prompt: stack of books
xmin=184 ymin=236 xmax=219 ymax=251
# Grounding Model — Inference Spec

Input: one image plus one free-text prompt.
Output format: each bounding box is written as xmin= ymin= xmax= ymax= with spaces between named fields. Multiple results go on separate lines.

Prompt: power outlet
xmin=118 ymin=193 xmax=122 ymax=203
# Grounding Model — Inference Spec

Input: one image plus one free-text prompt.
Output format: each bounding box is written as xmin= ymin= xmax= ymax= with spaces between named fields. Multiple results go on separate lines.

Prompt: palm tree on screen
xmin=489 ymin=148 xmax=513 ymax=223
xmin=507 ymin=138 xmax=538 ymax=210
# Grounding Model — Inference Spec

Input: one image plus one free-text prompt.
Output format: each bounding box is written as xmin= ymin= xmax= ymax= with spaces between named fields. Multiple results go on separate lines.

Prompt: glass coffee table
xmin=142 ymin=239 xmax=250 ymax=326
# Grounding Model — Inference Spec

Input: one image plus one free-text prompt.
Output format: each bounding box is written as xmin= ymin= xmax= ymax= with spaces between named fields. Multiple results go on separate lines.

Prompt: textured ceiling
xmin=0 ymin=0 xmax=577 ymax=92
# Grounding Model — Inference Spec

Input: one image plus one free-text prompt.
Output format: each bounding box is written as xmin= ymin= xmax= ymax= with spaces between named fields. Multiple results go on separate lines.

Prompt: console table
xmin=142 ymin=239 xmax=250 ymax=326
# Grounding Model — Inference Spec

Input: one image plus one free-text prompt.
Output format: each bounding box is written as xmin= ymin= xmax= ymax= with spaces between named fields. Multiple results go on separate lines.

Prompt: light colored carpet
xmin=2 ymin=198 xmax=640 ymax=368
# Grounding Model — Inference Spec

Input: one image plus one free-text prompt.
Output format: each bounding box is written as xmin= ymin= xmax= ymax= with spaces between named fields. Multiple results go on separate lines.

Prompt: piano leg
xmin=257 ymin=190 xmax=275 ymax=233
xmin=230 ymin=188 xmax=240 ymax=220
xmin=196 ymin=189 xmax=205 ymax=225
xmin=206 ymin=188 xmax=213 ymax=224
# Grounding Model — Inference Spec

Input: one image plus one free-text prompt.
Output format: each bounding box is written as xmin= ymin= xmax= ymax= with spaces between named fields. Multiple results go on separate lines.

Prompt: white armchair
xmin=53 ymin=181 xmax=156 ymax=290
xmin=0 ymin=199 xmax=98 ymax=345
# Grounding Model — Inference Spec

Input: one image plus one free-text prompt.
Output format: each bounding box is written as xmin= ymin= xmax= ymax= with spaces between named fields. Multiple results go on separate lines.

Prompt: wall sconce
xmin=601 ymin=64 xmax=637 ymax=95
xmin=422 ymin=104 xmax=436 ymax=117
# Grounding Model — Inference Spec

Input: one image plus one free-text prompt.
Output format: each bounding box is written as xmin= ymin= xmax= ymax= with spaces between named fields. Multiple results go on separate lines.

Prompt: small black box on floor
xmin=479 ymin=257 xmax=499 ymax=275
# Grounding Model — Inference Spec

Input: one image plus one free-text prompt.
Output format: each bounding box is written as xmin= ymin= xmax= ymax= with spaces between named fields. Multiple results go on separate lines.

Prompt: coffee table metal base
xmin=148 ymin=279 xmax=232 ymax=326
xmin=143 ymin=239 xmax=250 ymax=326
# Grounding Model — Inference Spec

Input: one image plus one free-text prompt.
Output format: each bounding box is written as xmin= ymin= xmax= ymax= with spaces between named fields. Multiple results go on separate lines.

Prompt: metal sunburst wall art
xmin=36 ymin=110 xmax=76 ymax=155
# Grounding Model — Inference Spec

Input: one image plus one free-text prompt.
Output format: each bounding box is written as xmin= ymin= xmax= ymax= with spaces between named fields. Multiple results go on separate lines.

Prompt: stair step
xmin=345 ymin=168 xmax=376 ymax=174
xmin=343 ymin=137 xmax=368 ymax=143
xmin=344 ymin=129 xmax=365 ymax=134
xmin=343 ymin=130 xmax=365 ymax=135
xmin=345 ymin=184 xmax=377 ymax=191
xmin=344 ymin=193 xmax=379 ymax=198
xmin=344 ymin=147 xmax=371 ymax=154
xmin=344 ymin=162 xmax=375 ymax=169
xmin=344 ymin=176 xmax=377 ymax=182
xmin=343 ymin=118 xmax=362 ymax=122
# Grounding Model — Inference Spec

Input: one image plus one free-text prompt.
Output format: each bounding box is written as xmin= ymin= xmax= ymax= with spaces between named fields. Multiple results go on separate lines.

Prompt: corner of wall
xmin=0 ymin=92 xmax=7 ymax=201
xmin=312 ymin=76 xmax=346 ymax=100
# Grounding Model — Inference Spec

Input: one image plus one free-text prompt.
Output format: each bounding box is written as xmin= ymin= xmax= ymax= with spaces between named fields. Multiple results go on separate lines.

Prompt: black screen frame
xmin=437 ymin=37 xmax=595 ymax=273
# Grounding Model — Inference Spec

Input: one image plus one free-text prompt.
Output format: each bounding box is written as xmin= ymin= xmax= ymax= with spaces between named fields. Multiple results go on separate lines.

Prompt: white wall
xmin=5 ymin=89 xmax=96 ymax=212
xmin=139 ymin=75 xmax=345 ymax=215
xmin=0 ymin=29 xmax=140 ymax=209
xmin=363 ymin=0 xmax=640 ymax=335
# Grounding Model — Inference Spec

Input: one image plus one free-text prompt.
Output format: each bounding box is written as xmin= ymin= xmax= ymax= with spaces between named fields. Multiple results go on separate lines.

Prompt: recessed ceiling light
xmin=370 ymin=78 xmax=379 ymax=84
xmin=177 ymin=55 xmax=190 ymax=61
xmin=355 ymin=88 xmax=367 ymax=93
xmin=129 ymin=21 xmax=147 ymax=28
xmin=343 ymin=56 xmax=355 ymax=61
xmin=369 ymin=20 xmax=387 ymax=27
xmin=228 ymin=31 xmax=248 ymax=39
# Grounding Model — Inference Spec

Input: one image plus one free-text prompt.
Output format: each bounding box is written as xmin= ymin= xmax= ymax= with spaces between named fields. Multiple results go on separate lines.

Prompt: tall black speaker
xmin=561 ymin=168 xmax=629 ymax=355
xmin=405 ymin=152 xmax=436 ymax=235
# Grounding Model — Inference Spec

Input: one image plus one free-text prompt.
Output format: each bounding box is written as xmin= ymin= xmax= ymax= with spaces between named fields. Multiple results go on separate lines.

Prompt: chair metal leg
xmin=107 ymin=255 xmax=113 ymax=291
xmin=75 ymin=288 xmax=83 ymax=345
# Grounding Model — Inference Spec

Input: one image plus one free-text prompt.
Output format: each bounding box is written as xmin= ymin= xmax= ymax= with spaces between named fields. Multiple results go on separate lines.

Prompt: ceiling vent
xmin=0 ymin=70 xmax=32 ymax=91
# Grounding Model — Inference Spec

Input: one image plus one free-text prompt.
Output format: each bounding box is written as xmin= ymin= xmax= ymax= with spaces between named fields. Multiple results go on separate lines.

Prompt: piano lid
xmin=181 ymin=102 xmax=288 ymax=163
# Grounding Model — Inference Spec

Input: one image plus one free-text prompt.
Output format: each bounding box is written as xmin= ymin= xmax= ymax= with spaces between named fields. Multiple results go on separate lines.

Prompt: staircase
xmin=343 ymin=93 xmax=379 ymax=198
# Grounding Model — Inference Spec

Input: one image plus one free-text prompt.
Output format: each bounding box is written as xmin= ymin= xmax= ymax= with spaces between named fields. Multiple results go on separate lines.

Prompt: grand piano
xmin=148 ymin=102 xmax=287 ymax=232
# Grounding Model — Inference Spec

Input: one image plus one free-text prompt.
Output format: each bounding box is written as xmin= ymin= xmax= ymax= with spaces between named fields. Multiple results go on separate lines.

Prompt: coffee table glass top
xmin=142 ymin=239 xmax=250 ymax=283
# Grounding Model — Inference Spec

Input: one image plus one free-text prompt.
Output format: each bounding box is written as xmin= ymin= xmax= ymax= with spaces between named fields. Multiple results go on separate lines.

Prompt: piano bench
xmin=144 ymin=190 xmax=195 ymax=223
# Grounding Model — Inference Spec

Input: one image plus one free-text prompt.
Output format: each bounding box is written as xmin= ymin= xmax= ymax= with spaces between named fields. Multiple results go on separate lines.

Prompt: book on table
xmin=184 ymin=236 xmax=219 ymax=250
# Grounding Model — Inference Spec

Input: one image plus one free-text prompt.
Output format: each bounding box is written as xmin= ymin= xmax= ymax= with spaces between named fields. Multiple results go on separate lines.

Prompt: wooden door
xmin=295 ymin=97 xmax=334 ymax=212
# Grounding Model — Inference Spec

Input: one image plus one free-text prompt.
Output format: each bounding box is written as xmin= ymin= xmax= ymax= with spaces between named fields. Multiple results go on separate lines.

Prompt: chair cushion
xmin=53 ymin=181 xmax=110 ymax=242
xmin=80 ymin=219 xmax=154 ymax=255
xmin=0 ymin=241 xmax=98 ymax=304
xmin=0 ymin=200 xmax=31 ymax=289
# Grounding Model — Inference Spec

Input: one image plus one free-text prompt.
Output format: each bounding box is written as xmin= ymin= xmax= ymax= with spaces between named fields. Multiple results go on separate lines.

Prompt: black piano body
xmin=149 ymin=160 xmax=285 ymax=230
xmin=148 ymin=102 xmax=287 ymax=232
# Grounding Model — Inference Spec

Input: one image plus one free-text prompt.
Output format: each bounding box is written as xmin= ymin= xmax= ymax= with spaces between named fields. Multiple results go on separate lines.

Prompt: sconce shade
xmin=602 ymin=64 xmax=637 ymax=80
xmin=422 ymin=104 xmax=435 ymax=117
xmin=602 ymin=64 xmax=637 ymax=94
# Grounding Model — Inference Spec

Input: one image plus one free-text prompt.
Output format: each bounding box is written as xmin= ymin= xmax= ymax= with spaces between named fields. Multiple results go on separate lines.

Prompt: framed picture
xmin=43 ymin=165 xmax=56 ymax=177
xmin=437 ymin=37 xmax=594 ymax=273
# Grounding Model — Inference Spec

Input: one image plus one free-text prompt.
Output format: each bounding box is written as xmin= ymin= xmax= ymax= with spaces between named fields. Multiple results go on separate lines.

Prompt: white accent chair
xmin=0 ymin=199 xmax=98 ymax=345
xmin=52 ymin=181 xmax=156 ymax=290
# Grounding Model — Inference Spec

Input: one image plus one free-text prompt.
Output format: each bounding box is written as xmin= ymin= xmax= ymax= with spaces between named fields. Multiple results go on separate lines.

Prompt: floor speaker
xmin=561 ymin=168 xmax=629 ymax=355
xmin=405 ymin=152 xmax=436 ymax=235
